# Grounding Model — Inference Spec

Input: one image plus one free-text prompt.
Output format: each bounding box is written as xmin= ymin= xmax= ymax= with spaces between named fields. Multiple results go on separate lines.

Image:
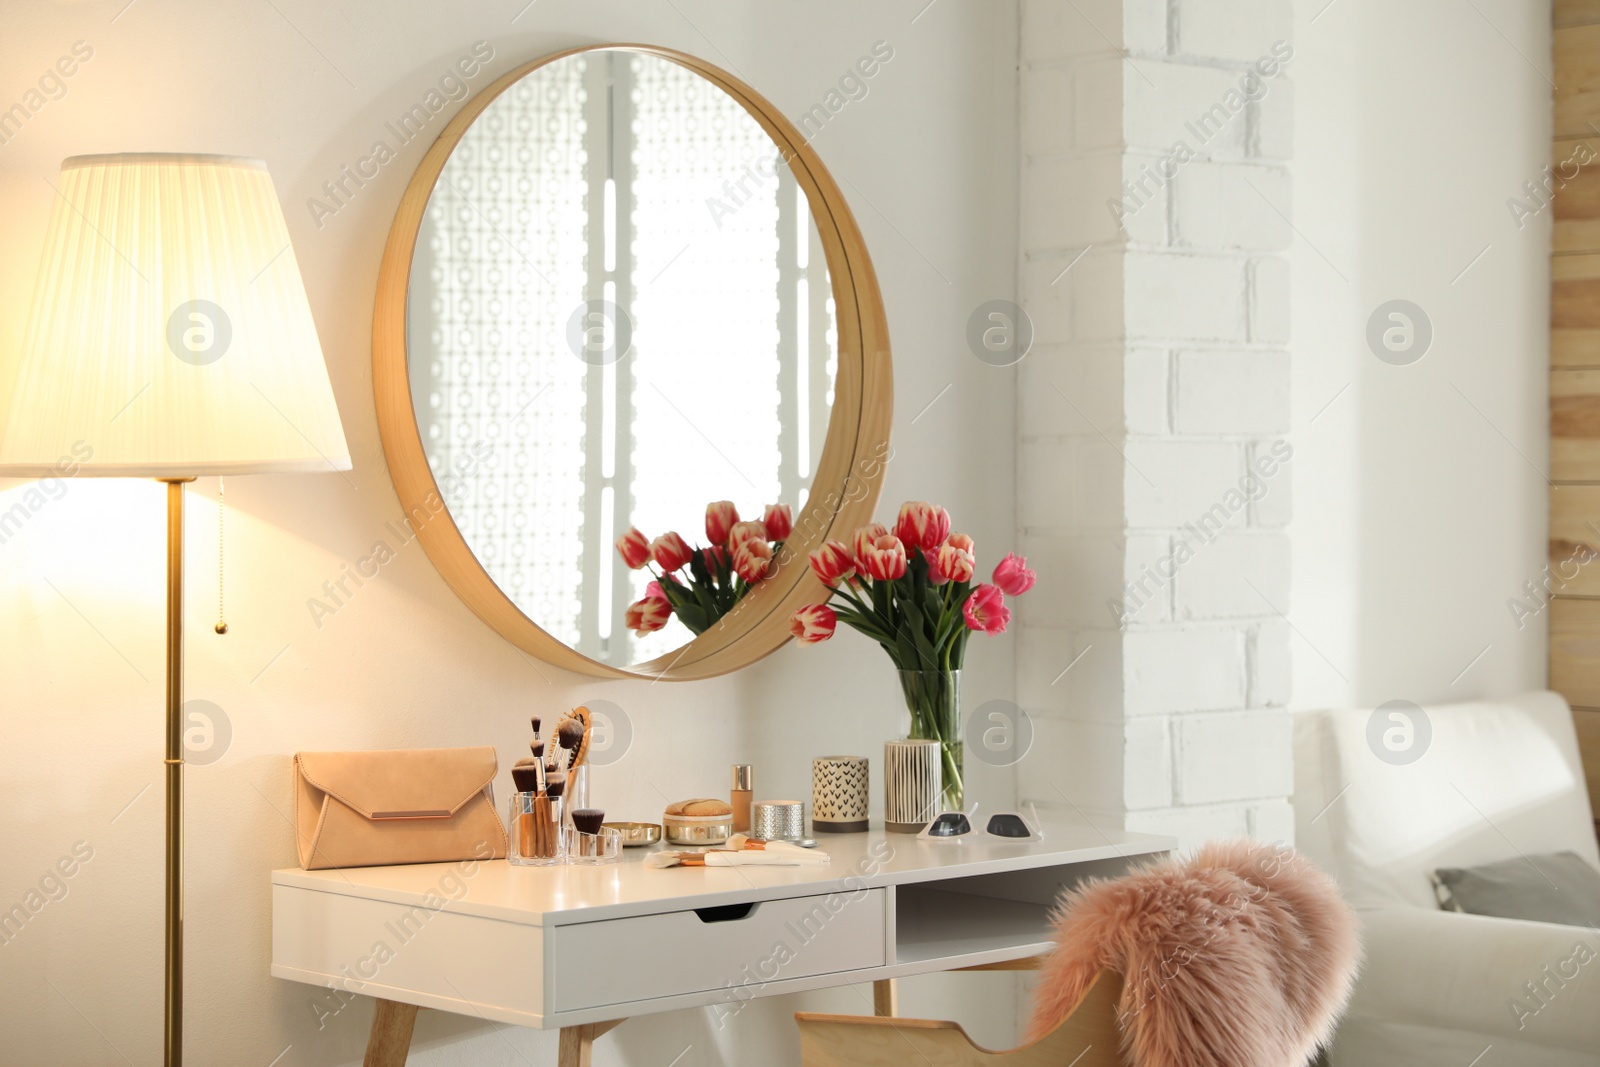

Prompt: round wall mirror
xmin=374 ymin=45 xmax=892 ymax=679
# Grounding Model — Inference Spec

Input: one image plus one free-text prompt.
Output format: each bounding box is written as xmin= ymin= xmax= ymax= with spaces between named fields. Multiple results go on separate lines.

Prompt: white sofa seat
xmin=1294 ymin=691 xmax=1600 ymax=1065
xmin=1355 ymin=909 xmax=1600 ymax=1052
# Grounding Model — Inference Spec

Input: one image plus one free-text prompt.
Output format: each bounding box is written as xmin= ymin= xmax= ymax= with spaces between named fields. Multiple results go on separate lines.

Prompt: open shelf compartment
xmin=892 ymin=854 xmax=1146 ymax=967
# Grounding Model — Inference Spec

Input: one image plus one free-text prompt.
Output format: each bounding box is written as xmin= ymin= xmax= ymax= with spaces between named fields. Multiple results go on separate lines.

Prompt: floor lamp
xmin=0 ymin=154 xmax=350 ymax=1066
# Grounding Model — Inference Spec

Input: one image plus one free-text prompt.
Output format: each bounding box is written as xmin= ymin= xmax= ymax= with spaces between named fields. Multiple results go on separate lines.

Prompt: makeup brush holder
xmin=509 ymin=792 xmax=566 ymax=866
xmin=564 ymin=825 xmax=622 ymax=865
xmin=563 ymin=764 xmax=590 ymax=829
xmin=885 ymin=739 xmax=942 ymax=833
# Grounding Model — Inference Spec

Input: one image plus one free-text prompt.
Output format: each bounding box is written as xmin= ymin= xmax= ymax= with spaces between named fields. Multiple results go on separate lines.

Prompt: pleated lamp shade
xmin=0 ymin=153 xmax=349 ymax=477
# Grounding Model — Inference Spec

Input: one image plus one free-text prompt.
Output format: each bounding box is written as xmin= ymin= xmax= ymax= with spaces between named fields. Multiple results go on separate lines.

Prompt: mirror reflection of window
xmin=412 ymin=52 xmax=836 ymax=667
xmin=414 ymin=58 xmax=590 ymax=651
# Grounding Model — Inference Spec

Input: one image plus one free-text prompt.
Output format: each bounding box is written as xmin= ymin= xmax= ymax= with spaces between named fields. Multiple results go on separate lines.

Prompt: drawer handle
xmin=694 ymin=902 xmax=758 ymax=923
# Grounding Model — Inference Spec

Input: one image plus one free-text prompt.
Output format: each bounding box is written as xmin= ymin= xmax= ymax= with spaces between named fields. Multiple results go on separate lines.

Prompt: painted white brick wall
xmin=1124 ymin=252 xmax=1250 ymax=342
xmin=1123 ymin=626 xmax=1249 ymax=714
xmin=1024 ymin=153 xmax=1129 ymax=249
xmin=1250 ymin=619 xmax=1292 ymax=708
xmin=1019 ymin=716 xmax=1174 ymax=813
xmin=1173 ymin=711 xmax=1294 ymax=803
xmin=1122 ymin=439 xmax=1245 ymax=527
xmin=1172 ymin=163 xmax=1292 ymax=251
xmin=1124 ymin=64 xmax=1249 ymax=155
xmin=1248 ymin=257 xmax=1292 ymax=343
xmin=1017 ymin=626 xmax=1122 ymax=719
xmin=1253 ymin=76 xmax=1294 ymax=161
xmin=1017 ymin=0 xmax=1294 ymax=850
xmin=1172 ymin=531 xmax=1291 ymax=620
xmin=1172 ymin=350 xmax=1291 ymax=434
xmin=1173 ymin=0 xmax=1294 ymax=64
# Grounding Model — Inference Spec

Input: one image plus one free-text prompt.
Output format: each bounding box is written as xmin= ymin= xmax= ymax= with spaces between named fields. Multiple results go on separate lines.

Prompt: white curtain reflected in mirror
xmin=410 ymin=51 xmax=836 ymax=666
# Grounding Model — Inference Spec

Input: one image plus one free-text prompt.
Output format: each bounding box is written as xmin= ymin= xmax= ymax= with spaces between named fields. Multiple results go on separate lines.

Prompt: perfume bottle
xmin=731 ymin=764 xmax=754 ymax=834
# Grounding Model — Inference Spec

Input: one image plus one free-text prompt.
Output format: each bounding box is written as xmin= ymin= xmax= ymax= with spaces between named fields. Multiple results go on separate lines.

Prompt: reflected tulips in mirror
xmin=617 ymin=500 xmax=793 ymax=636
xmin=790 ymin=501 xmax=1037 ymax=810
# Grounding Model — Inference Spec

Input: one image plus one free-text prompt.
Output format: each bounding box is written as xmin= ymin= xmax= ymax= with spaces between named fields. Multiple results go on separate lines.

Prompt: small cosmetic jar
xmin=662 ymin=798 xmax=733 ymax=846
xmin=752 ymin=799 xmax=805 ymax=842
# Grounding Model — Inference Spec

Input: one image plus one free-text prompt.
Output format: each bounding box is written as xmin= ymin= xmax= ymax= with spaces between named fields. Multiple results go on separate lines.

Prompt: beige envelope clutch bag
xmin=293 ymin=747 xmax=508 ymax=870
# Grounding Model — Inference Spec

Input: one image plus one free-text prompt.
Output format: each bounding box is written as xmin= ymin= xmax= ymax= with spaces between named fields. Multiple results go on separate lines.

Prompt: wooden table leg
xmin=872 ymin=978 xmax=897 ymax=1017
xmin=363 ymin=999 xmax=419 ymax=1067
xmin=559 ymin=1019 xmax=624 ymax=1067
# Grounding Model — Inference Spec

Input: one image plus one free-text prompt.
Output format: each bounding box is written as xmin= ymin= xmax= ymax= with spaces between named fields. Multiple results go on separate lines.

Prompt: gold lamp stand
xmin=163 ymin=478 xmax=193 ymax=1067
xmin=0 ymin=155 xmax=352 ymax=1067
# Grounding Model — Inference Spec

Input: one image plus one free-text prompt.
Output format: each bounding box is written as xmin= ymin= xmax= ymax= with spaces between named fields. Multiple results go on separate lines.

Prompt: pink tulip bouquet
xmin=787 ymin=501 xmax=1035 ymax=809
xmin=616 ymin=500 xmax=793 ymax=636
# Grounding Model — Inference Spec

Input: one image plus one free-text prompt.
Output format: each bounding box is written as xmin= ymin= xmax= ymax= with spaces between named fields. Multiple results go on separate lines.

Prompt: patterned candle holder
xmin=885 ymin=739 xmax=942 ymax=833
xmin=812 ymin=756 xmax=870 ymax=833
xmin=752 ymin=800 xmax=805 ymax=841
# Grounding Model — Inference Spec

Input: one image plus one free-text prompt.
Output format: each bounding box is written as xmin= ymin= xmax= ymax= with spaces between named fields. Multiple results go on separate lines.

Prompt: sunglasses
xmin=916 ymin=811 xmax=1041 ymax=843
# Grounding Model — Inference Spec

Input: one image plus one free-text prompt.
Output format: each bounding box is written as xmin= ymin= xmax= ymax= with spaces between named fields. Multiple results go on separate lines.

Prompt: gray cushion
xmin=1430 ymin=851 xmax=1600 ymax=927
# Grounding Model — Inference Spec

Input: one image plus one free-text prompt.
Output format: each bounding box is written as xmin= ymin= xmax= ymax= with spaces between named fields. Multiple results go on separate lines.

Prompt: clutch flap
xmin=294 ymin=746 xmax=498 ymax=820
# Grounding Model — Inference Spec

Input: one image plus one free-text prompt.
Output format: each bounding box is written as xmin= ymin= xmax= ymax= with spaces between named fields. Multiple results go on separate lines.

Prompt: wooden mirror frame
xmin=373 ymin=44 xmax=892 ymax=680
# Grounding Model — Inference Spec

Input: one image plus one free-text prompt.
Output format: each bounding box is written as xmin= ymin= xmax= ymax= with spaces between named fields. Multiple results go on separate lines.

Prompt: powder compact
xmin=662 ymin=798 xmax=734 ymax=846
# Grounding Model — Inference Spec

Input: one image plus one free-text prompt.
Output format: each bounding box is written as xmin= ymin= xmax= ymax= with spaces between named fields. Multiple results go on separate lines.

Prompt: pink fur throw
xmin=1026 ymin=840 xmax=1361 ymax=1067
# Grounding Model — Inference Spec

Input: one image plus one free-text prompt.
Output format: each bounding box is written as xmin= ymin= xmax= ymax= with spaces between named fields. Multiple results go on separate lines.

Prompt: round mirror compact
xmin=374 ymin=45 xmax=891 ymax=679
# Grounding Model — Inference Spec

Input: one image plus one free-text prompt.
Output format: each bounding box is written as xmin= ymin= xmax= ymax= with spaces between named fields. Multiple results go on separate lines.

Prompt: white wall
xmin=0 ymin=3 xmax=1019 ymax=1064
xmin=1289 ymin=0 xmax=1551 ymax=711
xmin=1016 ymin=0 xmax=1298 ymax=849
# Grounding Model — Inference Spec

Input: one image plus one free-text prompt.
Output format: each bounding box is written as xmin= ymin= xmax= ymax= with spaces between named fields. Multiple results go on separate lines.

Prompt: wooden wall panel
xmin=1549 ymin=599 xmax=1600 ymax=707
xmin=1557 ymin=25 xmax=1600 ymax=137
xmin=1551 ymin=136 xmax=1599 ymax=166
xmin=1552 ymin=327 xmax=1600 ymax=367
xmin=1551 ymin=280 xmax=1600 ymax=329
xmin=1577 ymin=710 xmax=1600 ymax=816
xmin=1558 ymin=0 xmax=1600 ymax=28
xmin=1550 ymin=486 xmax=1600 ymax=594
xmin=1552 ymin=369 xmax=1600 ymax=479
xmin=1554 ymin=223 xmax=1600 ymax=257
xmin=1554 ymin=164 xmax=1600 ymax=219
xmin=1552 ymin=20 xmax=1600 ymax=828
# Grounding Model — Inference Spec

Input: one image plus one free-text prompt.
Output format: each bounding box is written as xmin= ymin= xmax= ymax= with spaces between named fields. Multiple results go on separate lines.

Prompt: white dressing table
xmin=271 ymin=825 xmax=1173 ymax=1065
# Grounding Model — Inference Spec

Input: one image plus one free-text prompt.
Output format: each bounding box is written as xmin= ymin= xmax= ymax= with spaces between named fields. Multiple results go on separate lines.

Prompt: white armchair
xmin=1294 ymin=691 xmax=1600 ymax=1066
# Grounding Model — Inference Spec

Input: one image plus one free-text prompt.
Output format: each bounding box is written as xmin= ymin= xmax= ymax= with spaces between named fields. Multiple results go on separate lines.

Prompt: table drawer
xmin=548 ymin=888 xmax=887 ymax=1011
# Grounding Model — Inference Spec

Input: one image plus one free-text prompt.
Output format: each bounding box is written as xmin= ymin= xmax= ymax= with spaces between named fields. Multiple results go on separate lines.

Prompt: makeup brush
xmin=531 ymin=793 xmax=551 ymax=858
xmin=645 ymin=850 xmax=709 ymax=868
xmin=530 ymin=715 xmax=542 ymax=739
xmin=571 ymin=808 xmax=605 ymax=834
xmin=556 ymin=717 xmax=584 ymax=760
xmin=511 ymin=758 xmax=541 ymax=794
xmin=540 ymin=770 xmax=568 ymax=858
xmin=566 ymin=706 xmax=593 ymax=768
xmin=571 ymin=807 xmax=605 ymax=858
xmin=645 ymin=847 xmax=829 ymax=869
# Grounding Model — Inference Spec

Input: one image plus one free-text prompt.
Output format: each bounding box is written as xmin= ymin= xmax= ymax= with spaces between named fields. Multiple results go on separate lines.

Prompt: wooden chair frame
xmin=795 ymin=972 xmax=1126 ymax=1067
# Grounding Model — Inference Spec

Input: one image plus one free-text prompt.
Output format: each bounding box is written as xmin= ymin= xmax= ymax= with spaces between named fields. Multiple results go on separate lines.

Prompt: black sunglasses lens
xmin=987 ymin=813 xmax=1031 ymax=838
xmin=928 ymin=813 xmax=971 ymax=837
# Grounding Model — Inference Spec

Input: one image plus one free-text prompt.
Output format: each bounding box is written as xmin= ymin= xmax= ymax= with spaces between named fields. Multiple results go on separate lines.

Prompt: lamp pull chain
xmin=214 ymin=478 xmax=228 ymax=635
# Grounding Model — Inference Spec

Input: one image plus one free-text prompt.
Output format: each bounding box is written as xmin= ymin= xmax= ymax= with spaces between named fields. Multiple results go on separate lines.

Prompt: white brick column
xmin=1016 ymin=0 xmax=1295 ymax=848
